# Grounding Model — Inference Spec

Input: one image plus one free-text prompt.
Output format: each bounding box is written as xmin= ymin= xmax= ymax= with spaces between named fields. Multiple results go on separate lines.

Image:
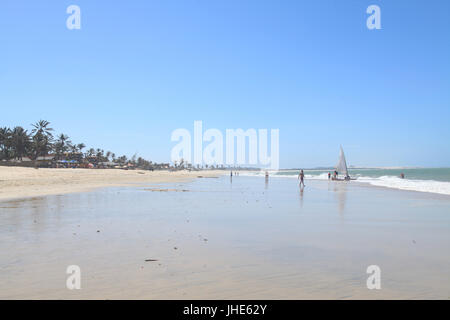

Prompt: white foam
xmin=356 ymin=175 xmax=450 ymax=196
xmin=240 ymin=171 xmax=450 ymax=195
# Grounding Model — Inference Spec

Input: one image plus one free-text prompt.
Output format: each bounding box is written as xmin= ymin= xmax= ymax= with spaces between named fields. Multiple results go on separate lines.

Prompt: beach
xmin=1 ymin=172 xmax=449 ymax=299
xmin=1 ymin=0 xmax=449 ymax=307
xmin=0 ymin=167 xmax=223 ymax=201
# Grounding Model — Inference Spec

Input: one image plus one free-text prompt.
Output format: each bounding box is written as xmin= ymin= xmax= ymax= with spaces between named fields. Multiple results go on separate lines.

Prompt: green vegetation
xmin=0 ymin=120 xmax=163 ymax=169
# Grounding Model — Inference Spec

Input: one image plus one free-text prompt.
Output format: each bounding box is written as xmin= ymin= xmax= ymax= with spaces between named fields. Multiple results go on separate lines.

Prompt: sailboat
xmin=332 ymin=146 xmax=355 ymax=181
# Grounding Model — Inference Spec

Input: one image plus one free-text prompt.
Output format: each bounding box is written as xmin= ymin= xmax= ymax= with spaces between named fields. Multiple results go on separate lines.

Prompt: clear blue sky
xmin=1 ymin=0 xmax=449 ymax=168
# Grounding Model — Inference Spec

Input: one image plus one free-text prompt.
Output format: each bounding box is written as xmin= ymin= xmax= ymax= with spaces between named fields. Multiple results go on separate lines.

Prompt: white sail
xmin=335 ymin=146 xmax=348 ymax=177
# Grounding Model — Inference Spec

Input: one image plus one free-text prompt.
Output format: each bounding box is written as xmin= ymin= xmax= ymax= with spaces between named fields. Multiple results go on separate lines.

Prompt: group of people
xmin=327 ymin=170 xmax=351 ymax=181
xmin=299 ymin=169 xmax=352 ymax=185
xmin=244 ymin=168 xmax=363 ymax=187
xmin=328 ymin=170 xmax=339 ymax=180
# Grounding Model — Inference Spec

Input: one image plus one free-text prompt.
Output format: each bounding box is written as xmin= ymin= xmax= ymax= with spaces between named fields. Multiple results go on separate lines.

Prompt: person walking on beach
xmin=298 ymin=169 xmax=305 ymax=188
xmin=328 ymin=172 xmax=331 ymax=180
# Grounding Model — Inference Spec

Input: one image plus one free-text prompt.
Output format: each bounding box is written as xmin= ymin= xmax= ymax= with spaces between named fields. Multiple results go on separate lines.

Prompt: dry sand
xmin=0 ymin=166 xmax=224 ymax=201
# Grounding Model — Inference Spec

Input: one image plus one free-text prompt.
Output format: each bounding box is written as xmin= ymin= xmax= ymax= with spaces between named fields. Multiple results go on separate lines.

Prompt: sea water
xmin=245 ymin=168 xmax=450 ymax=196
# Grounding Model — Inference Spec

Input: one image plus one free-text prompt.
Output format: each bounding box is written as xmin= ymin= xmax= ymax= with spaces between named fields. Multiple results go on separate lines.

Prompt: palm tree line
xmin=0 ymin=120 xmax=156 ymax=168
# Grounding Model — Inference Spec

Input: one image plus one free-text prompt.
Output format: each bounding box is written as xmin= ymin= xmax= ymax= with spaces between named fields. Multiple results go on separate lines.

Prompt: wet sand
xmin=1 ymin=176 xmax=449 ymax=299
xmin=0 ymin=166 xmax=223 ymax=201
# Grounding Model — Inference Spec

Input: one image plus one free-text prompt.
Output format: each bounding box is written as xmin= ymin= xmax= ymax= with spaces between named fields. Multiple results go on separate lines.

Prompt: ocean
xmin=244 ymin=168 xmax=450 ymax=196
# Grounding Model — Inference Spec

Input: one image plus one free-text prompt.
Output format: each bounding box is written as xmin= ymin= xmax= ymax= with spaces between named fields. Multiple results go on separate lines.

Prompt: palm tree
xmin=11 ymin=126 xmax=31 ymax=161
xmin=31 ymin=120 xmax=53 ymax=138
xmin=131 ymin=153 xmax=137 ymax=165
xmin=0 ymin=127 xmax=12 ymax=160
xmin=30 ymin=120 xmax=54 ymax=164
xmin=87 ymin=148 xmax=95 ymax=157
xmin=1 ymin=120 xmax=162 ymax=169
xmin=77 ymin=143 xmax=86 ymax=153
xmin=54 ymin=134 xmax=71 ymax=160
xmin=95 ymin=148 xmax=105 ymax=162
xmin=117 ymin=155 xmax=127 ymax=165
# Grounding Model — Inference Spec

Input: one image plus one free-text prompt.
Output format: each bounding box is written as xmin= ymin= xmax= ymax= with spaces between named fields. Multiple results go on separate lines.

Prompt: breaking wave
xmin=239 ymin=171 xmax=450 ymax=195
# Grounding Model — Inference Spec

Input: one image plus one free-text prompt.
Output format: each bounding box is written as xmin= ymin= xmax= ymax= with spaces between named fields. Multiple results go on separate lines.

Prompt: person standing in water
xmin=298 ymin=169 xmax=305 ymax=188
xmin=333 ymin=170 xmax=338 ymax=180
